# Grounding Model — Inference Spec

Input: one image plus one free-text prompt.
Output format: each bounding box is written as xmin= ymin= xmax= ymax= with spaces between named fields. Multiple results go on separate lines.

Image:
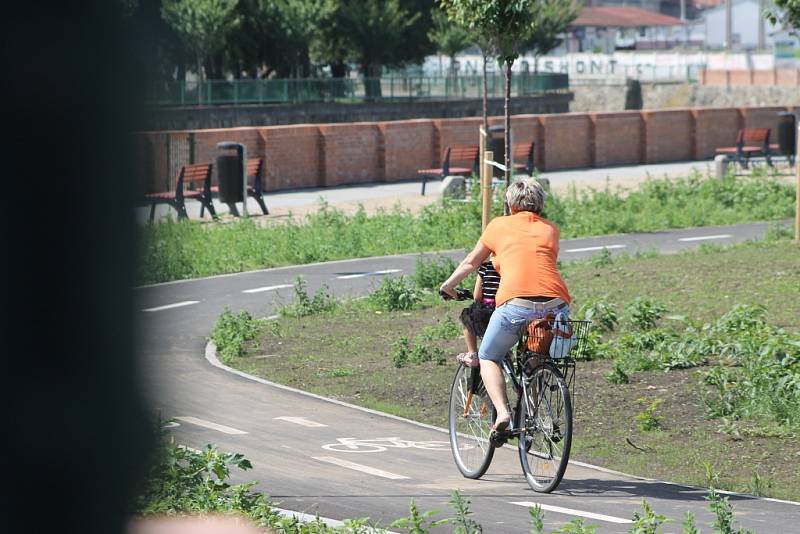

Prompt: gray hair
xmin=505 ymin=178 xmax=546 ymax=214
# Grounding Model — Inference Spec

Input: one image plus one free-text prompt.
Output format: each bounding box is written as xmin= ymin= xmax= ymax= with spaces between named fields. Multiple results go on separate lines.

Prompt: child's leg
xmin=463 ymin=326 xmax=478 ymax=354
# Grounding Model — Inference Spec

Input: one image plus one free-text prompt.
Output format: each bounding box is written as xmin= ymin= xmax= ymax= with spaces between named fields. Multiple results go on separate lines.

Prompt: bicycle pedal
xmin=489 ymin=431 xmax=507 ymax=448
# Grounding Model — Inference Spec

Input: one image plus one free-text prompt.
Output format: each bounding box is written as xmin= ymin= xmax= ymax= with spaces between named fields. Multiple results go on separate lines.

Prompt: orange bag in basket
xmin=526 ymin=316 xmax=554 ymax=353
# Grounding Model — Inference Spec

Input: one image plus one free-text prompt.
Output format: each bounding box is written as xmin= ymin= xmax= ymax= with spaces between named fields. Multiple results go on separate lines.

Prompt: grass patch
xmin=139 ymin=171 xmax=795 ymax=284
xmin=231 ymin=239 xmax=800 ymax=501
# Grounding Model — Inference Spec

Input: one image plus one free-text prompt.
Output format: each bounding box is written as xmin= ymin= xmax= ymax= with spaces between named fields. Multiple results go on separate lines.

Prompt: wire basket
xmin=519 ymin=319 xmax=591 ymax=408
xmin=520 ymin=318 xmax=592 ymax=360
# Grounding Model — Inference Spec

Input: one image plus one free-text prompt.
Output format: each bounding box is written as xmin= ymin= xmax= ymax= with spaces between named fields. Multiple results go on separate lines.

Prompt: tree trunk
xmin=331 ymin=61 xmax=347 ymax=98
xmin=197 ymin=54 xmax=204 ymax=105
xmin=504 ymin=60 xmax=512 ymax=212
xmin=481 ymin=53 xmax=489 ymax=132
xmin=362 ymin=64 xmax=382 ymax=100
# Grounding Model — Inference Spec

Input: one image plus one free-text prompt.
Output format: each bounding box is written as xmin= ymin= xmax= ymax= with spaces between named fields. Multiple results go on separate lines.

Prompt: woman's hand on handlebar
xmin=439 ymin=285 xmax=458 ymax=300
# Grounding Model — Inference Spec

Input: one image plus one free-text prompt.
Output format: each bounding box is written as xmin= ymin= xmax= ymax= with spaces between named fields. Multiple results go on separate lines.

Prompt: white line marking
xmin=177 ymin=444 xmax=203 ymax=454
xmin=275 ymin=416 xmax=328 ymax=428
xmin=337 ymin=268 xmax=402 ymax=280
xmin=142 ymin=300 xmax=200 ymax=312
xmin=336 ymin=273 xmax=368 ymax=280
xmin=266 ymin=314 xmax=280 ymax=321
xmin=510 ymin=502 xmax=633 ymax=524
xmin=371 ymin=269 xmax=402 ymax=275
xmin=563 ymin=244 xmax=626 ymax=253
xmin=678 ymin=234 xmax=733 ymax=242
xmin=313 ymin=456 xmax=409 ymax=480
xmin=175 ymin=416 xmax=248 ymax=435
xmin=242 ymin=283 xmax=293 ymax=294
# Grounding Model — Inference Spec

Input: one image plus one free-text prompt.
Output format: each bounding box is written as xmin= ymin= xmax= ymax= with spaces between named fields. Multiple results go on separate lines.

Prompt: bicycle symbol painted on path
xmin=322 ymin=437 xmax=466 ymax=453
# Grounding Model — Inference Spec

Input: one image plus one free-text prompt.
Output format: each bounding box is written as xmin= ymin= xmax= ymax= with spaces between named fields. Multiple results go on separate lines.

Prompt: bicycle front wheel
xmin=518 ymin=362 xmax=572 ymax=493
xmin=448 ymin=364 xmax=495 ymax=478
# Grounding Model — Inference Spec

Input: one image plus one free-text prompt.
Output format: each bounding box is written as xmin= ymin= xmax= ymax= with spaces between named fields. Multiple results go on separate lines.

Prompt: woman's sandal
xmin=456 ymin=352 xmax=479 ymax=368
xmin=491 ymin=416 xmax=510 ymax=433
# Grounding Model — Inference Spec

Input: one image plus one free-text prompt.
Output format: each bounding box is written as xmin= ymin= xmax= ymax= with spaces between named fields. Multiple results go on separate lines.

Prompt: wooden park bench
xmin=715 ymin=128 xmax=778 ymax=168
xmin=417 ymin=145 xmax=479 ymax=195
xmin=205 ymin=158 xmax=269 ymax=216
xmin=144 ymin=163 xmax=217 ymax=222
xmin=512 ymin=141 xmax=536 ymax=175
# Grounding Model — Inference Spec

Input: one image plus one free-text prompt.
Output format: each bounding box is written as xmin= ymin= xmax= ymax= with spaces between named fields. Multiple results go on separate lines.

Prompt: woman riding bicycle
xmin=439 ymin=178 xmax=571 ymax=434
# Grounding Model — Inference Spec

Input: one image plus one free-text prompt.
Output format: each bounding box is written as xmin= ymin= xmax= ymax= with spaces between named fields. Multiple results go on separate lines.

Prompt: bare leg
xmin=463 ymin=327 xmax=478 ymax=354
xmin=479 ymin=359 xmax=510 ymax=425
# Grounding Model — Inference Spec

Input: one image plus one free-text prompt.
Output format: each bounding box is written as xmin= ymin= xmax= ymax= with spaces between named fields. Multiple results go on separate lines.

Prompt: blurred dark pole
xmin=4 ymin=1 xmax=153 ymax=533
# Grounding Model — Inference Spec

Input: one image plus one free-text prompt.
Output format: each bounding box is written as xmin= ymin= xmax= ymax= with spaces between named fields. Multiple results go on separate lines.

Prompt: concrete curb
xmin=206 ymin=341 xmax=800 ymax=508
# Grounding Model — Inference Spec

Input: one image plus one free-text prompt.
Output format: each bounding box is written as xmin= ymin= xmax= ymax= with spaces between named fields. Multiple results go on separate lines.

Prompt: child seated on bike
xmin=456 ymin=259 xmax=500 ymax=367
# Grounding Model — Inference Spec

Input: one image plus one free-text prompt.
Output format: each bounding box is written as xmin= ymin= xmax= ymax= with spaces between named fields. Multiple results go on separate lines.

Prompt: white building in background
xmin=698 ymin=0 xmax=780 ymax=49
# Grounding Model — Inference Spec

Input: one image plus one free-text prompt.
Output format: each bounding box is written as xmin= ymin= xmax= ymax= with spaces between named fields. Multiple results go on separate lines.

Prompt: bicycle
xmin=442 ymin=289 xmax=590 ymax=493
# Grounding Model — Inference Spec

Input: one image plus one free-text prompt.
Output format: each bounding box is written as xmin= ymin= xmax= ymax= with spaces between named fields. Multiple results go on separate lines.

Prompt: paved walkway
xmin=136 ymin=160 xmax=715 ymax=224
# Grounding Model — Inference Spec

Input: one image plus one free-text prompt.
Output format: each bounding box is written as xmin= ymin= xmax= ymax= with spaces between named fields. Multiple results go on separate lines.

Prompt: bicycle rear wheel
xmin=448 ymin=364 xmax=495 ymax=478
xmin=518 ymin=362 xmax=572 ymax=493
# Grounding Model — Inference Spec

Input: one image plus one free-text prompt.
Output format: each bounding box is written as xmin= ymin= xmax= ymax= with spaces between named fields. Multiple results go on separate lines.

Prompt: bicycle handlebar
xmin=439 ymin=287 xmax=473 ymax=301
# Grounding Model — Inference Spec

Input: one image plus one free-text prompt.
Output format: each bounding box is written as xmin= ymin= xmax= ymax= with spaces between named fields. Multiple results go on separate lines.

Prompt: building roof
xmin=572 ymin=7 xmax=686 ymax=27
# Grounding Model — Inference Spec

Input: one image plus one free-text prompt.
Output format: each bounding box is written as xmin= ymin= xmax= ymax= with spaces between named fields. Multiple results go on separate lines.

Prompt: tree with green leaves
xmin=765 ymin=0 xmax=800 ymax=32
xmin=322 ymin=0 xmax=422 ymax=99
xmin=522 ymin=0 xmax=580 ymax=73
xmin=161 ymin=0 xmax=241 ymax=82
xmin=440 ymin=0 xmax=540 ymax=193
xmin=428 ymin=8 xmax=473 ymax=96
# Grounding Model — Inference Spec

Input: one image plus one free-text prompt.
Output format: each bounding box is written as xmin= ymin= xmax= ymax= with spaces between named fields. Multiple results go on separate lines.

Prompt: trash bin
xmin=777 ymin=112 xmax=796 ymax=158
xmin=216 ymin=142 xmax=246 ymax=204
xmin=487 ymin=125 xmax=505 ymax=178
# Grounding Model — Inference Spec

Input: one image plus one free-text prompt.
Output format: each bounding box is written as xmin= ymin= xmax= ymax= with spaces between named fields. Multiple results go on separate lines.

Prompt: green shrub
xmin=634 ymin=398 xmax=663 ymax=431
xmin=553 ymin=518 xmax=598 ymax=533
xmin=627 ymin=298 xmax=667 ymax=330
xmin=279 ymin=276 xmax=338 ymax=317
xmin=370 ymin=277 xmax=421 ymax=311
xmin=392 ymin=336 xmax=410 ymax=368
xmin=413 ymin=255 xmax=458 ymax=290
xmin=418 ymin=315 xmax=462 ymax=341
xmin=629 ymin=499 xmax=668 ymax=534
xmin=210 ymin=307 xmax=261 ymax=363
xmin=136 ymin=429 xmax=272 ymax=522
xmin=578 ymin=298 xmax=618 ymax=333
xmin=606 ymin=361 xmax=630 ymax=384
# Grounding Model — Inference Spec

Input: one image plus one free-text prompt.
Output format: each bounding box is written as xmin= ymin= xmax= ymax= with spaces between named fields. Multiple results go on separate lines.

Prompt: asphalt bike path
xmin=138 ymin=221 xmax=797 ymax=533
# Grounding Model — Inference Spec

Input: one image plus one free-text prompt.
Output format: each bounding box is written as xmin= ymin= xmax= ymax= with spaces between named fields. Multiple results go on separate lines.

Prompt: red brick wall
xmin=136 ymin=105 xmax=796 ymax=193
xmin=258 ymin=125 xmax=322 ymax=190
xmin=741 ymin=106 xmax=788 ymax=141
xmin=728 ymin=70 xmax=753 ymax=86
xmin=433 ymin=117 xmax=484 ymax=162
xmin=590 ymin=111 xmax=643 ymax=167
xmin=642 ymin=110 xmax=694 ymax=163
xmin=318 ymin=122 xmax=383 ymax=186
xmin=752 ymin=70 xmax=777 ymax=86
xmin=701 ymin=69 xmax=800 ymax=86
xmin=380 ymin=119 xmax=436 ymax=182
xmin=691 ymin=108 xmax=742 ymax=159
xmin=776 ymin=69 xmax=800 ymax=86
xmin=538 ymin=113 xmax=592 ymax=170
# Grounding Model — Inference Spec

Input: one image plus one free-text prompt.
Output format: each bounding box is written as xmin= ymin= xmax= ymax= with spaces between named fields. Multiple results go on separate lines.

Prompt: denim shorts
xmin=478 ymin=303 xmax=570 ymax=363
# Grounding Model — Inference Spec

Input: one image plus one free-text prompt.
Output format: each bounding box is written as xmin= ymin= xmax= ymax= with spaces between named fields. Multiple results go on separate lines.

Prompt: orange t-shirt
xmin=479 ymin=211 xmax=571 ymax=307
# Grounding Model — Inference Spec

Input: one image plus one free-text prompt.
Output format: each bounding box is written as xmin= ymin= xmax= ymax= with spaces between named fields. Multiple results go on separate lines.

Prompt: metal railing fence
xmin=145 ymin=73 xmax=569 ymax=107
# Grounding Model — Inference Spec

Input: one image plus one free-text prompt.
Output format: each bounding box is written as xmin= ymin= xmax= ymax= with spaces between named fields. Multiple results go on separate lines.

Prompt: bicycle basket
xmin=523 ymin=317 xmax=591 ymax=359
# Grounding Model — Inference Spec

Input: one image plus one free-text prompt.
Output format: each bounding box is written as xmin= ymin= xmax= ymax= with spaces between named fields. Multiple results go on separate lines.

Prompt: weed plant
xmin=279 ymin=276 xmax=338 ymax=317
xmin=139 ymin=171 xmax=795 ymax=284
xmin=210 ymin=307 xmax=261 ymax=363
xmin=634 ymin=398 xmax=664 ymax=431
xmin=629 ymin=499 xmax=668 ymax=533
xmin=413 ymin=255 xmax=458 ymax=290
xmin=369 ymin=277 xmax=421 ymax=311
